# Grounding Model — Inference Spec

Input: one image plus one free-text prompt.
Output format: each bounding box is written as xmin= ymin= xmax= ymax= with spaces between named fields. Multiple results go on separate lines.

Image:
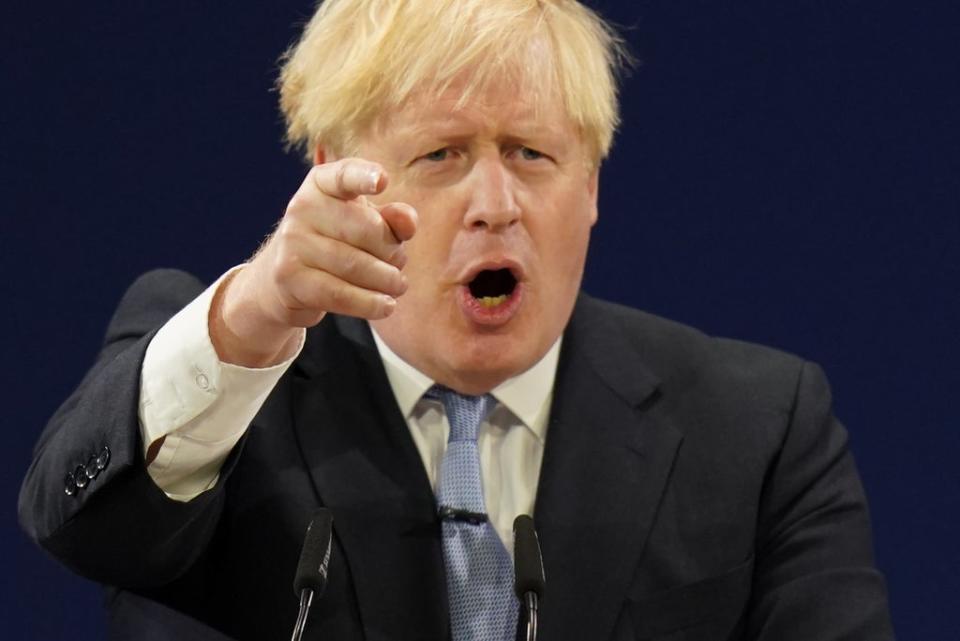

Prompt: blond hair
xmin=278 ymin=0 xmax=629 ymax=165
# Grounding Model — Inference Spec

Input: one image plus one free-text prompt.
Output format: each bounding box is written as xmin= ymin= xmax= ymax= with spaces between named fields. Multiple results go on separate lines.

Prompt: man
xmin=19 ymin=1 xmax=894 ymax=639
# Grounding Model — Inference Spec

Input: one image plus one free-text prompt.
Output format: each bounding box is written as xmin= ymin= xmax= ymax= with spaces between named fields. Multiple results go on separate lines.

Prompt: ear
xmin=586 ymin=167 xmax=600 ymax=226
xmin=313 ymin=144 xmax=341 ymax=166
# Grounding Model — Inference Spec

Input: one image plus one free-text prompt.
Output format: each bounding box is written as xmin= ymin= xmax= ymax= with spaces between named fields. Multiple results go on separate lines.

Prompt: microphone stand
xmin=523 ymin=591 xmax=539 ymax=641
xmin=291 ymin=589 xmax=314 ymax=641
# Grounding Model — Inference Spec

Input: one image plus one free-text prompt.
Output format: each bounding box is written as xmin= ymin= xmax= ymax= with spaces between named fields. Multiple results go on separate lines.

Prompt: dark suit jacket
xmin=19 ymin=269 xmax=894 ymax=640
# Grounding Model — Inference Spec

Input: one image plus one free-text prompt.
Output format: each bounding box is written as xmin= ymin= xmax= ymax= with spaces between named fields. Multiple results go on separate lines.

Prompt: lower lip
xmin=457 ymin=283 xmax=524 ymax=326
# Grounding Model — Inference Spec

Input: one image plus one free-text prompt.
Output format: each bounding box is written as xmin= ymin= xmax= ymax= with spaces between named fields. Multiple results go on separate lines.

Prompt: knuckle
xmin=273 ymin=219 xmax=298 ymax=243
xmin=382 ymin=271 xmax=402 ymax=297
xmin=338 ymin=249 xmax=361 ymax=277
xmin=280 ymin=274 xmax=321 ymax=314
xmin=286 ymin=194 xmax=301 ymax=211
xmin=271 ymin=247 xmax=301 ymax=282
xmin=358 ymin=214 xmax=384 ymax=248
xmin=326 ymin=283 xmax=351 ymax=309
xmin=329 ymin=219 xmax=350 ymax=244
xmin=286 ymin=192 xmax=309 ymax=215
xmin=387 ymin=244 xmax=406 ymax=264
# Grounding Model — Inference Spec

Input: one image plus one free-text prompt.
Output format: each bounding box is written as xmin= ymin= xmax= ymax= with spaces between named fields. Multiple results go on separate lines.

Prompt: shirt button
xmin=195 ymin=373 xmax=210 ymax=390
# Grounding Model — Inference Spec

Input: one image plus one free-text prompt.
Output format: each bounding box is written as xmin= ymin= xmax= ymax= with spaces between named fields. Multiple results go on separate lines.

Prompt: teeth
xmin=478 ymin=295 xmax=508 ymax=307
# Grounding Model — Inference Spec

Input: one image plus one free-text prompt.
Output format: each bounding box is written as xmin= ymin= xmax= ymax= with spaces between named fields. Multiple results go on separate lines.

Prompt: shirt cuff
xmin=139 ymin=266 xmax=305 ymax=500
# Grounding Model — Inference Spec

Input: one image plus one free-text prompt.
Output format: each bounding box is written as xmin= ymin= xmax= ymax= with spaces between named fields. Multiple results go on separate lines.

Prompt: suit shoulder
xmin=119 ymin=268 xmax=206 ymax=309
xmin=105 ymin=268 xmax=208 ymax=341
xmin=577 ymin=295 xmax=807 ymax=397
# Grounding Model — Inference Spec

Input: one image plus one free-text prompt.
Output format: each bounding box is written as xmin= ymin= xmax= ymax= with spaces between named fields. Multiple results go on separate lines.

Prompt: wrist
xmin=209 ymin=267 xmax=300 ymax=367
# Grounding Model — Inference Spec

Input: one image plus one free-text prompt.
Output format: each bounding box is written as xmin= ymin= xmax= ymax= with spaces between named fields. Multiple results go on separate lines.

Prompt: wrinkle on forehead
xmin=368 ymin=79 xmax=576 ymax=155
xmin=387 ymin=90 xmax=547 ymax=134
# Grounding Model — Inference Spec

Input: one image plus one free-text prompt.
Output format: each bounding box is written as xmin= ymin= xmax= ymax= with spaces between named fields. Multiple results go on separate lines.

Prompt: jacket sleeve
xmin=17 ymin=269 xmax=246 ymax=588
xmin=746 ymin=361 xmax=895 ymax=640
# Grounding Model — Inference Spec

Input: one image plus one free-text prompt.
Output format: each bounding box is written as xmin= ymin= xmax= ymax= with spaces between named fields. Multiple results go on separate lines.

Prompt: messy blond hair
xmin=278 ymin=0 xmax=630 ymax=165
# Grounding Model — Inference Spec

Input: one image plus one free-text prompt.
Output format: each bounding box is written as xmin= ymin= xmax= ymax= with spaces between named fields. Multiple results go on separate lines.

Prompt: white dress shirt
xmin=139 ymin=271 xmax=558 ymax=547
xmin=372 ymin=331 xmax=557 ymax=547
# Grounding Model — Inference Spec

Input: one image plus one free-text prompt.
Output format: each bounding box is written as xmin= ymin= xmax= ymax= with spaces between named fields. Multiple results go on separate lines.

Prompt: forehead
xmin=371 ymin=78 xmax=576 ymax=143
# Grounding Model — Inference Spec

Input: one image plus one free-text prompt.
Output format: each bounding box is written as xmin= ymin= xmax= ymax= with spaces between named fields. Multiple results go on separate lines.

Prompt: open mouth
xmin=467 ymin=268 xmax=518 ymax=307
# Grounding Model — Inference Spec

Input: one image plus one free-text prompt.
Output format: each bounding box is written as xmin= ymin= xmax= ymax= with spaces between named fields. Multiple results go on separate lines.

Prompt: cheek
xmin=536 ymin=198 xmax=594 ymax=256
xmin=402 ymin=239 xmax=437 ymax=284
xmin=540 ymin=221 xmax=592 ymax=293
xmin=401 ymin=217 xmax=453 ymax=287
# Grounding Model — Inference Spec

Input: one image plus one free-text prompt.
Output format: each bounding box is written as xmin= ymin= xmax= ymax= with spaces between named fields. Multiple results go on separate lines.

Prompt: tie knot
xmin=426 ymin=385 xmax=496 ymax=442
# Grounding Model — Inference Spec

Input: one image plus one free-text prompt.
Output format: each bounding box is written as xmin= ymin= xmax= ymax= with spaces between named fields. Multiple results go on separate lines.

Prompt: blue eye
xmin=423 ymin=148 xmax=448 ymax=161
xmin=520 ymin=147 xmax=544 ymax=160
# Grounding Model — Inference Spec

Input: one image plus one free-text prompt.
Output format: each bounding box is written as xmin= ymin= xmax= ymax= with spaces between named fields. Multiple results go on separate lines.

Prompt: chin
xmin=438 ymin=330 xmax=542 ymax=393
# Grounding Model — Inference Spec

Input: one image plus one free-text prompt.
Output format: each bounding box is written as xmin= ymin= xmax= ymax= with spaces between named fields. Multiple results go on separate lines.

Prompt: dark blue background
xmin=3 ymin=1 xmax=957 ymax=638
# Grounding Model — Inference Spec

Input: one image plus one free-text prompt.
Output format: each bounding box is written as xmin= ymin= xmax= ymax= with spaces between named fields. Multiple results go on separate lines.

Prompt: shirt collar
xmin=371 ymin=329 xmax=434 ymax=418
xmin=371 ymin=328 xmax=561 ymax=442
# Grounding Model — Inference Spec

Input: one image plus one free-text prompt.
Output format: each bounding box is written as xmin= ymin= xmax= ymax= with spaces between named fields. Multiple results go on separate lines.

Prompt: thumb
xmin=377 ymin=202 xmax=418 ymax=242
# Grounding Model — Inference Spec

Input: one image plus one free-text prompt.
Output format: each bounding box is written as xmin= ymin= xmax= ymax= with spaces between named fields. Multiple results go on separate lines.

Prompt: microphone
xmin=513 ymin=515 xmax=545 ymax=641
xmin=291 ymin=509 xmax=333 ymax=641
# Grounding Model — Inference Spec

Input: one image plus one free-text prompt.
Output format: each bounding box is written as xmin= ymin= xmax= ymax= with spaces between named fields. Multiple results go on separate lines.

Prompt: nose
xmin=462 ymin=157 xmax=521 ymax=232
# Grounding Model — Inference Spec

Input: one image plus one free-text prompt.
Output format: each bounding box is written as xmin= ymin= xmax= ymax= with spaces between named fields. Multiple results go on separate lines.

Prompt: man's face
xmin=361 ymin=82 xmax=599 ymax=394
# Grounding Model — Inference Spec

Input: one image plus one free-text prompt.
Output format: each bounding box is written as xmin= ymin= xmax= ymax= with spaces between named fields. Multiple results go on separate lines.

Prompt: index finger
xmin=311 ymin=158 xmax=388 ymax=200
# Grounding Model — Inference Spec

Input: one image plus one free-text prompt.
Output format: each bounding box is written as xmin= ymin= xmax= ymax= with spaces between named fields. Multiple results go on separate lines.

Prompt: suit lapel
xmin=285 ymin=298 xmax=681 ymax=640
xmin=535 ymin=296 xmax=684 ymax=640
xmin=289 ymin=316 xmax=448 ymax=641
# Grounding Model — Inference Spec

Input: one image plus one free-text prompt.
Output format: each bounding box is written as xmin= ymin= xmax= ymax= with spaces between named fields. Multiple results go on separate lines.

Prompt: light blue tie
xmin=429 ymin=385 xmax=519 ymax=641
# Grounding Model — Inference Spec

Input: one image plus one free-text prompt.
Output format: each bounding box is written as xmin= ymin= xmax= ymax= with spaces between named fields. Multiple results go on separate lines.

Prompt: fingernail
xmin=367 ymin=170 xmax=381 ymax=192
xmin=381 ymin=295 xmax=396 ymax=315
